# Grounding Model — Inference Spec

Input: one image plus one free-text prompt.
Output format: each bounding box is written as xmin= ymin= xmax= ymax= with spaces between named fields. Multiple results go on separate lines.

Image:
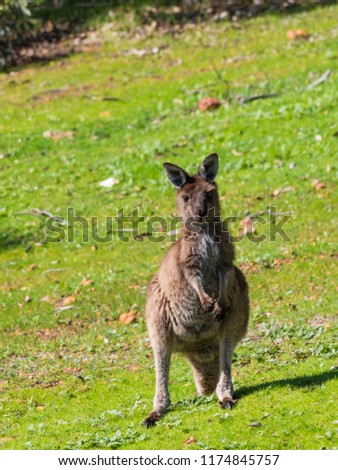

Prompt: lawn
xmin=0 ymin=4 xmax=337 ymax=450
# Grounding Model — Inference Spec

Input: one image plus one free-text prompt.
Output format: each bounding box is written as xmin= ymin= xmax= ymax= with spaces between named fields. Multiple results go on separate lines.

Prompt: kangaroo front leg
xmin=216 ymin=339 xmax=237 ymax=409
xmin=190 ymin=275 xmax=214 ymax=312
xmin=143 ymin=345 xmax=171 ymax=428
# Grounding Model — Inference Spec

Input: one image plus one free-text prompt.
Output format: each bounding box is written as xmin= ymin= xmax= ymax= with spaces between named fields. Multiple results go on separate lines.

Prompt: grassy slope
xmin=0 ymin=6 xmax=337 ymax=450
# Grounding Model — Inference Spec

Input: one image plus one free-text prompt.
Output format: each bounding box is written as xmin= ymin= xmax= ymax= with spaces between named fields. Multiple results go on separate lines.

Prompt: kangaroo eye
xmin=206 ymin=191 xmax=213 ymax=199
xmin=182 ymin=195 xmax=189 ymax=203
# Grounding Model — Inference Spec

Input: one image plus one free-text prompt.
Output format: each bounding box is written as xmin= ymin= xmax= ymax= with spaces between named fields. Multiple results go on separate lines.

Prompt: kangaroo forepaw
xmin=143 ymin=411 xmax=161 ymax=428
xmin=219 ymin=397 xmax=237 ymax=409
xmin=212 ymin=302 xmax=223 ymax=321
xmin=201 ymin=295 xmax=215 ymax=312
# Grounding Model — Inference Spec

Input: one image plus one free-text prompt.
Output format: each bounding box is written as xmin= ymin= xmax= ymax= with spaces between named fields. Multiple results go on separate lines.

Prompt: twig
xmin=245 ymin=210 xmax=292 ymax=220
xmin=102 ymin=97 xmax=123 ymax=102
xmin=42 ymin=268 xmax=70 ymax=275
xmin=240 ymin=93 xmax=278 ymax=104
xmin=15 ymin=208 xmax=64 ymax=222
xmin=307 ymin=69 xmax=331 ymax=90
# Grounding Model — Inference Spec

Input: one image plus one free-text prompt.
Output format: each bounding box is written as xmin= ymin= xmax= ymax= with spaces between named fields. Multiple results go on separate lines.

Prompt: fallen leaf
xmin=81 ymin=278 xmax=93 ymax=286
xmin=43 ymin=130 xmax=75 ymax=140
xmin=99 ymin=111 xmax=111 ymax=118
xmin=311 ymin=179 xmax=326 ymax=191
xmin=99 ymin=177 xmax=119 ymax=188
xmin=129 ymin=284 xmax=140 ymax=290
xmin=27 ymin=264 xmax=36 ymax=272
xmin=231 ymin=149 xmax=243 ymax=157
xmin=25 ymin=295 xmax=31 ymax=303
xmin=287 ymin=29 xmax=310 ymax=40
xmin=184 ymin=436 xmax=197 ymax=445
xmin=249 ymin=421 xmax=262 ymax=427
xmin=315 ymin=134 xmax=322 ymax=142
xmin=119 ymin=309 xmax=138 ymax=325
xmin=198 ymin=97 xmax=221 ymax=112
xmin=61 ymin=295 xmax=76 ymax=306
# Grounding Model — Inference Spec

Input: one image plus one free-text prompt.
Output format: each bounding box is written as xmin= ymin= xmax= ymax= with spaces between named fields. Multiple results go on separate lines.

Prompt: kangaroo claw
xmin=143 ymin=411 xmax=161 ymax=428
xmin=201 ymin=295 xmax=215 ymax=312
xmin=212 ymin=302 xmax=223 ymax=321
xmin=219 ymin=397 xmax=237 ymax=409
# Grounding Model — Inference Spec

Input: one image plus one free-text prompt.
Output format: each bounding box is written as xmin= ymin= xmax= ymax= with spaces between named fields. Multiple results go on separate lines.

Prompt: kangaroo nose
xmin=199 ymin=208 xmax=207 ymax=218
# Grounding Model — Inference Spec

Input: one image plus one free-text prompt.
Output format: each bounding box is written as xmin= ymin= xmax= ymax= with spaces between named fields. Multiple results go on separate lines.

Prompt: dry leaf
xmin=81 ymin=278 xmax=93 ymax=286
xmin=184 ymin=436 xmax=197 ymax=445
xmin=287 ymin=29 xmax=310 ymax=40
xmin=61 ymin=295 xmax=76 ymax=306
xmin=249 ymin=421 xmax=262 ymax=427
xmin=99 ymin=111 xmax=111 ymax=118
xmin=198 ymin=97 xmax=221 ymax=112
xmin=129 ymin=284 xmax=140 ymax=291
xmin=315 ymin=182 xmax=326 ymax=191
xmin=0 ymin=437 xmax=15 ymax=442
xmin=99 ymin=177 xmax=119 ymax=188
xmin=119 ymin=309 xmax=138 ymax=325
xmin=43 ymin=130 xmax=75 ymax=140
xmin=27 ymin=264 xmax=36 ymax=272
xmin=25 ymin=295 xmax=31 ymax=303
xmin=231 ymin=149 xmax=243 ymax=157
xmin=311 ymin=179 xmax=326 ymax=191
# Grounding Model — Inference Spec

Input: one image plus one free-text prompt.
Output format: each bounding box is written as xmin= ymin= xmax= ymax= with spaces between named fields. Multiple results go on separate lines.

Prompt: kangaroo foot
xmin=143 ymin=411 xmax=161 ymax=428
xmin=219 ymin=397 xmax=237 ymax=409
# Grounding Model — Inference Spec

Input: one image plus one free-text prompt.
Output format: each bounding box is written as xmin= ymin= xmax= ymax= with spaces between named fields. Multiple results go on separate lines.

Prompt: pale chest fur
xmin=164 ymin=233 xmax=223 ymax=347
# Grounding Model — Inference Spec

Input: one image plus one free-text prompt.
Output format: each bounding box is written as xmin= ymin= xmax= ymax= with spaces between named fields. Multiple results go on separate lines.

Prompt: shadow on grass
xmin=169 ymin=369 xmax=337 ymax=411
xmin=0 ymin=232 xmax=43 ymax=253
xmin=236 ymin=369 xmax=338 ymax=399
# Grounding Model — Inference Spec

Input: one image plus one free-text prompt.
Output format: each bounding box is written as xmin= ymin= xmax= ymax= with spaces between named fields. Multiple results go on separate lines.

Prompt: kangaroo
xmin=143 ymin=153 xmax=249 ymax=427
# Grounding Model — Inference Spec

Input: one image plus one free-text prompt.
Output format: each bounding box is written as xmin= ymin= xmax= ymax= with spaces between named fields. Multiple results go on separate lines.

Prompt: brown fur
xmin=143 ymin=154 xmax=249 ymax=427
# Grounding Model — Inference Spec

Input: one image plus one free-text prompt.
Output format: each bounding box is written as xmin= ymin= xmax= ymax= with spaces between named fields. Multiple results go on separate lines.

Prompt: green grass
xmin=0 ymin=5 xmax=337 ymax=450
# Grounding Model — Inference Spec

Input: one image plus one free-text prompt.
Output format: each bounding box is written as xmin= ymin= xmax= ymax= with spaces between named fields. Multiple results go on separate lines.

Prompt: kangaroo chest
xmin=168 ymin=234 xmax=222 ymax=344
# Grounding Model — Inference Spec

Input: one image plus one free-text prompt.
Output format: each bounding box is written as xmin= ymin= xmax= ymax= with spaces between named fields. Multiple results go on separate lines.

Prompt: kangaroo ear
xmin=163 ymin=163 xmax=188 ymax=188
xmin=198 ymin=153 xmax=218 ymax=182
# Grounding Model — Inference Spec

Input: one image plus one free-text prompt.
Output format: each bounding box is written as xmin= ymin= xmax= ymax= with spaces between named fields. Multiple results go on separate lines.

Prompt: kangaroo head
xmin=163 ymin=153 xmax=220 ymax=225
